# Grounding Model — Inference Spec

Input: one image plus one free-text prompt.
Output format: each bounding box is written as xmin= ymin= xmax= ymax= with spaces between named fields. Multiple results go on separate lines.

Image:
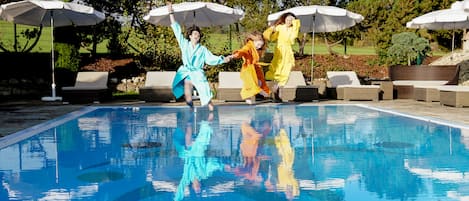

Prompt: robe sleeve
xmin=171 ymin=22 xmax=187 ymax=47
xmin=289 ymin=19 xmax=301 ymax=43
xmin=263 ymin=26 xmax=279 ymax=42
xmin=203 ymin=46 xmax=225 ymax=66
xmin=233 ymin=44 xmax=251 ymax=59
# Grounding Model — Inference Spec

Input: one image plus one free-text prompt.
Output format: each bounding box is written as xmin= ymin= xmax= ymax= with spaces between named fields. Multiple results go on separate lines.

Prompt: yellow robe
xmin=233 ymin=41 xmax=270 ymax=100
xmin=263 ymin=19 xmax=301 ymax=86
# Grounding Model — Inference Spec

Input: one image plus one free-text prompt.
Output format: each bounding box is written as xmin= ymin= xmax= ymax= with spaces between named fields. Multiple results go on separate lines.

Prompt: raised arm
xmin=167 ymin=2 xmax=186 ymax=46
xmin=167 ymin=1 xmax=175 ymax=24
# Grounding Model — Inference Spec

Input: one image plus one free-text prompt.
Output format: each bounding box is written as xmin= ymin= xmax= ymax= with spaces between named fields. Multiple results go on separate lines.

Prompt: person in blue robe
xmin=168 ymin=2 xmax=230 ymax=111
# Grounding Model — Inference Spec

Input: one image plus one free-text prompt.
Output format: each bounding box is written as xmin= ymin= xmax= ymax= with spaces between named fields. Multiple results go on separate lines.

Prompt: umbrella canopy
xmin=0 ymin=0 xmax=105 ymax=101
xmin=267 ymin=6 xmax=363 ymax=79
xmin=406 ymin=1 xmax=469 ymax=54
xmin=267 ymin=5 xmax=364 ymax=33
xmin=143 ymin=2 xmax=244 ymax=27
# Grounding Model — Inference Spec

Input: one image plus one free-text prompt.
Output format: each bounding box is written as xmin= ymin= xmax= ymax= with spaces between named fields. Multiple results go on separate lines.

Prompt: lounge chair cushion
xmin=139 ymin=71 xmax=176 ymax=102
xmin=61 ymin=71 xmax=110 ymax=103
xmin=327 ymin=71 xmax=380 ymax=101
xmin=217 ymin=72 xmax=243 ymax=101
xmin=279 ymin=71 xmax=318 ymax=102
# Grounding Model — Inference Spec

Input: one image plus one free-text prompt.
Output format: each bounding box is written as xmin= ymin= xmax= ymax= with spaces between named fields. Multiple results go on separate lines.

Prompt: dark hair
xmin=185 ymin=25 xmax=204 ymax=40
xmin=274 ymin=12 xmax=297 ymax=26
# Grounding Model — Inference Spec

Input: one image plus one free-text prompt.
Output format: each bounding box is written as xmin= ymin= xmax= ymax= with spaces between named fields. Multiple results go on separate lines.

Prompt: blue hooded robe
xmin=171 ymin=22 xmax=225 ymax=106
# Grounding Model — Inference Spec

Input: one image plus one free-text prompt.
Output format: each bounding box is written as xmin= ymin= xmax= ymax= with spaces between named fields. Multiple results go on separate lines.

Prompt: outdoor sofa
xmin=389 ymin=65 xmax=457 ymax=99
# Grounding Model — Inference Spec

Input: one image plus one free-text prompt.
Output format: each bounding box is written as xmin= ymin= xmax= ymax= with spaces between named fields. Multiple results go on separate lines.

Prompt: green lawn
xmin=0 ymin=21 xmax=107 ymax=53
xmin=0 ymin=20 xmax=449 ymax=56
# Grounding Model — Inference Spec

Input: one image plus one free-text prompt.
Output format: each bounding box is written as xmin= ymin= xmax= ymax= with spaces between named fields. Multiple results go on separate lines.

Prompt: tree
xmin=347 ymin=0 xmax=458 ymax=63
xmin=387 ymin=32 xmax=430 ymax=66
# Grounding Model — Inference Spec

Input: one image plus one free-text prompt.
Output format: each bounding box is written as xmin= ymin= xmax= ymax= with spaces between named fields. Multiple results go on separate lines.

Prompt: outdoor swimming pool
xmin=0 ymin=105 xmax=468 ymax=201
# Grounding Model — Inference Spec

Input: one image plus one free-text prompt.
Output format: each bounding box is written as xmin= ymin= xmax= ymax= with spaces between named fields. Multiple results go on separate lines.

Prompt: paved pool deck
xmin=1 ymin=99 xmax=468 ymax=138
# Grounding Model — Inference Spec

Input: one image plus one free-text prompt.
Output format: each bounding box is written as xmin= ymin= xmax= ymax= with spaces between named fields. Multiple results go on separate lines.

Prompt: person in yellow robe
xmin=263 ymin=12 xmax=301 ymax=92
xmin=228 ymin=32 xmax=270 ymax=104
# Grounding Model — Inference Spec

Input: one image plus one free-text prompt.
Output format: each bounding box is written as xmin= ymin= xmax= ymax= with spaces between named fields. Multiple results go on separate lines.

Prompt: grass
xmin=1 ymin=20 xmax=450 ymax=56
xmin=0 ymin=21 xmax=108 ymax=53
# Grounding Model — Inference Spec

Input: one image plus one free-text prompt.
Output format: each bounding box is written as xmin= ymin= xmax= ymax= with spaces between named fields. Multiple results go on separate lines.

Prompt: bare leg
xmin=208 ymin=101 xmax=214 ymax=112
xmin=184 ymin=79 xmax=193 ymax=107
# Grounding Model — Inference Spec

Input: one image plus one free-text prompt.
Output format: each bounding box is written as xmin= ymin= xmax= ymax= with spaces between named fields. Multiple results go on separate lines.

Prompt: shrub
xmin=387 ymin=32 xmax=431 ymax=66
xmin=55 ymin=43 xmax=80 ymax=72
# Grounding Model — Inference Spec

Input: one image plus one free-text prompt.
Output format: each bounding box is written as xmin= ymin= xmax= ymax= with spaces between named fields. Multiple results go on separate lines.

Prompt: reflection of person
xmin=234 ymin=121 xmax=263 ymax=182
xmin=167 ymin=2 xmax=230 ymax=111
xmin=263 ymin=12 xmax=301 ymax=91
xmin=172 ymin=111 xmax=226 ymax=201
xmin=233 ymin=117 xmax=274 ymax=184
xmin=227 ymin=32 xmax=270 ymax=104
xmin=274 ymin=129 xmax=299 ymax=200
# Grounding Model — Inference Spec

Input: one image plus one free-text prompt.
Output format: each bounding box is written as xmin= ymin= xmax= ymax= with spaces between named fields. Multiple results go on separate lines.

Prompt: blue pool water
xmin=0 ymin=105 xmax=468 ymax=201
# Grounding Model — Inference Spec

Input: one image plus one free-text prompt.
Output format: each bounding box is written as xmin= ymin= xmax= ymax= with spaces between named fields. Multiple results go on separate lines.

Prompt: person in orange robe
xmin=228 ymin=32 xmax=270 ymax=104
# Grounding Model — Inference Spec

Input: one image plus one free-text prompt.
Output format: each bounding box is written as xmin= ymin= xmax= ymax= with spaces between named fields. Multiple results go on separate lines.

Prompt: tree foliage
xmin=347 ymin=0 xmax=458 ymax=63
xmin=387 ymin=32 xmax=430 ymax=65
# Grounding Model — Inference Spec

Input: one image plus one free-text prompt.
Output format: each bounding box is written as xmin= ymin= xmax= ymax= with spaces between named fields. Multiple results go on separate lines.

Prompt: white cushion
xmin=327 ymin=71 xmax=361 ymax=87
xmin=392 ymin=80 xmax=448 ymax=86
xmin=438 ymin=86 xmax=469 ymax=92
xmin=144 ymin=71 xmax=176 ymax=87
xmin=218 ymin=72 xmax=243 ymax=88
xmin=337 ymin=85 xmax=379 ymax=89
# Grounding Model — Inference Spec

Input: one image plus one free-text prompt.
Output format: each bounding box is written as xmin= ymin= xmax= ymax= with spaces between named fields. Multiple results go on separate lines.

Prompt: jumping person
xmin=227 ymin=32 xmax=270 ymax=104
xmin=168 ymin=2 xmax=230 ymax=111
xmin=263 ymin=12 xmax=300 ymax=93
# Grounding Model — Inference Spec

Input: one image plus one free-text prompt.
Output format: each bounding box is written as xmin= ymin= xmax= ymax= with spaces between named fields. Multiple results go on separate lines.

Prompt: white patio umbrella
xmin=0 ymin=0 xmax=105 ymax=101
xmin=267 ymin=5 xmax=364 ymax=79
xmin=406 ymin=1 xmax=469 ymax=55
xmin=143 ymin=2 xmax=244 ymax=27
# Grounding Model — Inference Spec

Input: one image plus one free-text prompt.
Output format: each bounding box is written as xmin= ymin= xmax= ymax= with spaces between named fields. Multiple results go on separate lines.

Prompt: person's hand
xmin=223 ymin=55 xmax=232 ymax=63
xmin=167 ymin=1 xmax=173 ymax=14
xmin=271 ymin=25 xmax=276 ymax=32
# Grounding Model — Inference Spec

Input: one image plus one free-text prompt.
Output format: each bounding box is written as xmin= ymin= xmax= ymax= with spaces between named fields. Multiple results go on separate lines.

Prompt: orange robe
xmin=233 ymin=40 xmax=270 ymax=99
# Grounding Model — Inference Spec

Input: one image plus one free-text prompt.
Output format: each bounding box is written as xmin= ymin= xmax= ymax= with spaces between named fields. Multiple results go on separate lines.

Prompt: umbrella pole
xmin=229 ymin=24 xmax=232 ymax=52
xmin=451 ymin=31 xmax=455 ymax=60
xmin=311 ymin=15 xmax=315 ymax=81
xmin=41 ymin=11 xmax=62 ymax=101
xmin=51 ymin=13 xmax=56 ymax=98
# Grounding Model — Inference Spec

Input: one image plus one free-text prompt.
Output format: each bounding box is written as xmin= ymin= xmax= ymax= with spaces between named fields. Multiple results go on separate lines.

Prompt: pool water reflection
xmin=0 ymin=105 xmax=468 ymax=201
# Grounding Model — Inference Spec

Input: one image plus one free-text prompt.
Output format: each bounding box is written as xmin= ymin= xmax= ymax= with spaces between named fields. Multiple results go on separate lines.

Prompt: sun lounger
xmin=438 ymin=86 xmax=469 ymax=108
xmin=61 ymin=71 xmax=110 ymax=103
xmin=139 ymin=71 xmax=176 ymax=102
xmin=278 ymin=71 xmax=319 ymax=102
xmin=217 ymin=72 xmax=243 ymax=102
xmin=326 ymin=71 xmax=380 ymax=101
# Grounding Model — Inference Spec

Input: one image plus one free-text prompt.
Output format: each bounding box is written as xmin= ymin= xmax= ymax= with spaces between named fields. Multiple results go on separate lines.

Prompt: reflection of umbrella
xmin=143 ymin=2 xmax=244 ymax=27
xmin=406 ymin=1 xmax=469 ymax=55
xmin=268 ymin=6 xmax=364 ymax=79
xmin=0 ymin=0 xmax=105 ymax=101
